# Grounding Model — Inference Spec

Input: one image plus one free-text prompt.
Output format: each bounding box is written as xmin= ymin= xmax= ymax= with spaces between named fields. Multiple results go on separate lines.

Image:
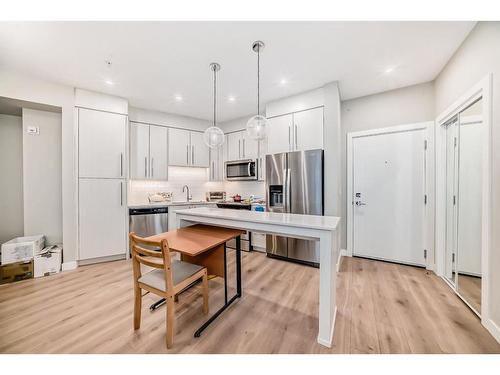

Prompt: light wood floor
xmin=1 ymin=252 xmax=499 ymax=354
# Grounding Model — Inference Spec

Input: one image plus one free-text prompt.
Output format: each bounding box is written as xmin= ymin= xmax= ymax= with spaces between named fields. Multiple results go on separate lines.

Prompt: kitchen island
xmin=176 ymin=206 xmax=340 ymax=348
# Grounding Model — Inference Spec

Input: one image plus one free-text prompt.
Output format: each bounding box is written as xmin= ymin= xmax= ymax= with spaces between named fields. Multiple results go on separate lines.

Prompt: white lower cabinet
xmin=168 ymin=203 xmax=214 ymax=230
xmin=79 ymin=178 xmax=127 ymax=261
xmin=251 ymin=232 xmax=267 ymax=251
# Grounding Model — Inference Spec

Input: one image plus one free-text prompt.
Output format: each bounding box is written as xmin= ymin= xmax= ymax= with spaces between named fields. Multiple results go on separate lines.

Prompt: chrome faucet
xmin=182 ymin=185 xmax=191 ymax=202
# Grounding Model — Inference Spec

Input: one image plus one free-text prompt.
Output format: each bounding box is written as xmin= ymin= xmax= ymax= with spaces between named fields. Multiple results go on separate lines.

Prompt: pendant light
xmin=203 ymin=62 xmax=225 ymax=148
xmin=246 ymin=41 xmax=268 ymax=141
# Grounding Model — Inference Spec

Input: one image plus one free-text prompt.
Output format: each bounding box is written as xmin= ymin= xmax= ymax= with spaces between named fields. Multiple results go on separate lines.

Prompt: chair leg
xmin=202 ymin=270 xmax=209 ymax=315
xmin=166 ymin=296 xmax=175 ymax=348
xmin=134 ymin=286 xmax=142 ymax=330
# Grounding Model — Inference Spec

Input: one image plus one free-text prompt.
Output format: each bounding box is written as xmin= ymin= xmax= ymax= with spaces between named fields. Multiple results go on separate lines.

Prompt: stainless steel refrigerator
xmin=265 ymin=149 xmax=324 ymax=267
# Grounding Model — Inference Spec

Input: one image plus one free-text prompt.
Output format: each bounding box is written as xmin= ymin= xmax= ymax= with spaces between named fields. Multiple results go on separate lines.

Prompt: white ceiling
xmin=0 ymin=21 xmax=475 ymax=122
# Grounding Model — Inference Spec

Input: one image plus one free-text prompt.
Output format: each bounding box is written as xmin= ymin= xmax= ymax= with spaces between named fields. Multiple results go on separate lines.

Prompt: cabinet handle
xmin=120 ymin=153 xmax=123 ymax=177
xmin=151 ymin=158 xmax=154 ymax=178
xmin=120 ymin=181 xmax=123 ymax=206
xmin=186 ymin=145 xmax=189 ymax=164
xmin=192 ymin=145 xmax=195 ymax=165
xmin=238 ymin=139 xmax=241 ymax=159
xmin=295 ymin=124 xmax=298 ymax=150
xmin=144 ymin=157 xmax=148 ymax=178
xmin=243 ymin=139 xmax=246 ymax=158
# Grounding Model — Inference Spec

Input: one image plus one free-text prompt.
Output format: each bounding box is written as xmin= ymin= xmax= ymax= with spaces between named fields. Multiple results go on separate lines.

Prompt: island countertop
xmin=175 ymin=206 xmax=340 ymax=232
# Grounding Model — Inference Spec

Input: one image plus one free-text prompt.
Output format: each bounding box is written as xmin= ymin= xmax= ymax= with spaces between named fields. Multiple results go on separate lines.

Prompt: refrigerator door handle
xmin=283 ymin=168 xmax=288 ymax=211
xmin=286 ymin=168 xmax=291 ymax=212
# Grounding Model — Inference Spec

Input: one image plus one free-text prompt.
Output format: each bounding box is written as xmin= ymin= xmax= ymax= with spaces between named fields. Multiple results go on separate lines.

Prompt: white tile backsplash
xmin=129 ymin=167 xmax=265 ymax=205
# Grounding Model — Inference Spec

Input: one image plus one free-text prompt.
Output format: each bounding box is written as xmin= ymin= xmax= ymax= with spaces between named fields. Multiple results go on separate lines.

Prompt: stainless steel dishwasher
xmin=129 ymin=206 xmax=169 ymax=238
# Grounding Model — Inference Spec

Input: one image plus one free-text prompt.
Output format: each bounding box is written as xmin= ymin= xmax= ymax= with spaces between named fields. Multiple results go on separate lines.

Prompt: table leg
xmin=194 ymin=235 xmax=242 ymax=338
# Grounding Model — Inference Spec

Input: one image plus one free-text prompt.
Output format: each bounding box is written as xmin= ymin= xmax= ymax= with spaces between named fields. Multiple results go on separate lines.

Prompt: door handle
xmin=120 ymin=153 xmax=123 ymax=177
xmin=355 ymin=201 xmax=367 ymax=206
xmin=144 ymin=156 xmax=148 ymax=178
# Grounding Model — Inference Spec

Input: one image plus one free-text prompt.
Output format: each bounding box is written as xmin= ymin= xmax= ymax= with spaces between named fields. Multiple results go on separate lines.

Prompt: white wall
xmin=129 ymin=107 xmax=210 ymax=132
xmin=339 ymin=81 xmax=435 ymax=249
xmin=0 ymin=114 xmax=24 ymax=245
xmin=22 ymin=108 xmax=63 ymax=245
xmin=0 ymin=69 xmax=76 ymax=263
xmin=434 ymin=21 xmax=500 ymax=340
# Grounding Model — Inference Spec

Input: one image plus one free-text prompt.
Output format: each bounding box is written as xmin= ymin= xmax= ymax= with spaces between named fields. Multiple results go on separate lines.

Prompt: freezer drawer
xmin=288 ymin=238 xmax=320 ymax=264
xmin=266 ymin=235 xmax=287 ymax=258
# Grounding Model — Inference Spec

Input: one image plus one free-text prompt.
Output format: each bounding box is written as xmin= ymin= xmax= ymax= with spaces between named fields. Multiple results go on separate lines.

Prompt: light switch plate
xmin=27 ymin=126 xmax=40 ymax=135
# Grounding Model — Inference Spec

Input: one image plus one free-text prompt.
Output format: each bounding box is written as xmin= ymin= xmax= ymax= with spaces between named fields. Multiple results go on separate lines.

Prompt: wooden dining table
xmin=146 ymin=224 xmax=246 ymax=337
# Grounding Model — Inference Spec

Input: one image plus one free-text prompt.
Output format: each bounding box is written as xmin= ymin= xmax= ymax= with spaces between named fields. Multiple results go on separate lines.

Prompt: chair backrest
xmin=129 ymin=232 xmax=174 ymax=292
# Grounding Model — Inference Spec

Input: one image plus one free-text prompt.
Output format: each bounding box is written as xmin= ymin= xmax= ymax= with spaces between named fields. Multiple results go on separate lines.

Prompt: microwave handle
xmin=247 ymin=162 xmax=251 ymax=177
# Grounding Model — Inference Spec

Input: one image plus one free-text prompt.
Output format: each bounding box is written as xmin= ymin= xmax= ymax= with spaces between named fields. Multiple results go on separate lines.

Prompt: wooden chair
xmin=129 ymin=232 xmax=209 ymax=348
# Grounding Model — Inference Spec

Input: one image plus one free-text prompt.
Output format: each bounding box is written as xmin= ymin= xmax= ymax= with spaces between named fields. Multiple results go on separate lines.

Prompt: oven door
xmin=225 ymin=159 xmax=257 ymax=180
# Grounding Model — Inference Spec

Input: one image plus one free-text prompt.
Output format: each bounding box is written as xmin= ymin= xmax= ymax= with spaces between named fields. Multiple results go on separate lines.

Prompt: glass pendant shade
xmin=246 ymin=115 xmax=268 ymax=141
xmin=203 ymin=125 xmax=225 ymax=148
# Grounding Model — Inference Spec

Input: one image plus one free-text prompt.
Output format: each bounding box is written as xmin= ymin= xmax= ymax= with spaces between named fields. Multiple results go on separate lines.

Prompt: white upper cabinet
xmin=168 ymin=128 xmax=191 ymax=167
xmin=242 ymin=131 xmax=259 ymax=159
xmin=78 ymin=108 xmax=127 ymax=178
xmin=226 ymin=132 xmax=241 ymax=161
xmin=266 ymin=107 xmax=323 ymax=154
xmin=209 ymin=144 xmax=224 ymax=181
xmin=226 ymin=130 xmax=259 ymax=161
xmin=130 ymin=122 xmax=150 ymax=179
xmin=168 ymin=128 xmax=208 ymax=168
xmin=190 ymin=131 xmax=209 ymax=167
xmin=294 ymin=107 xmax=324 ymax=151
xmin=267 ymin=114 xmax=293 ymax=154
xmin=149 ymin=125 xmax=168 ymax=180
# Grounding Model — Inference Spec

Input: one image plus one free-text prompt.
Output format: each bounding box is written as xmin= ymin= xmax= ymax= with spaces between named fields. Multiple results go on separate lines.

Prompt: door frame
xmin=435 ymin=74 xmax=492 ymax=329
xmin=346 ymin=121 xmax=434 ymax=269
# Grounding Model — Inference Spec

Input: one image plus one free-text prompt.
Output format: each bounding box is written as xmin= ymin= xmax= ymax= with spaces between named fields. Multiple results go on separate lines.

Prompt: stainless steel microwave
xmin=225 ymin=159 xmax=258 ymax=181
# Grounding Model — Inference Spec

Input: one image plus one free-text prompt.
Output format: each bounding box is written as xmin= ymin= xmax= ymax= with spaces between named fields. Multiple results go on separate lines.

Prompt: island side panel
xmin=317 ymin=228 xmax=338 ymax=347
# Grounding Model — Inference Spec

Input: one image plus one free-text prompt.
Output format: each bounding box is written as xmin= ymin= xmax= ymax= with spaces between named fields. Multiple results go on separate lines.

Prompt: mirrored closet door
xmin=444 ymin=97 xmax=483 ymax=315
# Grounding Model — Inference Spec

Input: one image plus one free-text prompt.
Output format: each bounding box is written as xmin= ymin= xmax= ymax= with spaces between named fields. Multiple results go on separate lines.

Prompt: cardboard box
xmin=0 ymin=260 xmax=34 ymax=284
xmin=1 ymin=235 xmax=45 ymax=265
xmin=34 ymin=245 xmax=62 ymax=278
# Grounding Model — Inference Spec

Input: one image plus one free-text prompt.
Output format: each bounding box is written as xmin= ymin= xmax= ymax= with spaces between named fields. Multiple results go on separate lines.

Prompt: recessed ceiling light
xmin=384 ymin=67 xmax=395 ymax=74
xmin=280 ymin=78 xmax=288 ymax=85
xmin=174 ymin=95 xmax=183 ymax=102
xmin=105 ymin=79 xmax=114 ymax=85
xmin=228 ymin=96 xmax=236 ymax=102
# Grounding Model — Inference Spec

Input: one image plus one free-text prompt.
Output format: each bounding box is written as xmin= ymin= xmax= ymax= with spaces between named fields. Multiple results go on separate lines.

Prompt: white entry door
xmin=350 ymin=127 xmax=426 ymax=266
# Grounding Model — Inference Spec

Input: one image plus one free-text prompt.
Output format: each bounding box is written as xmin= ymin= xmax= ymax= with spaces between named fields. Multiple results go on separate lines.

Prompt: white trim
xmin=484 ymin=319 xmax=500 ymax=344
xmin=78 ymin=253 xmax=126 ymax=266
xmin=346 ymin=122 xmax=434 ymax=270
xmin=61 ymin=261 xmax=77 ymax=271
xmin=336 ymin=249 xmax=347 ymax=272
xmin=434 ymin=74 xmax=492 ymax=331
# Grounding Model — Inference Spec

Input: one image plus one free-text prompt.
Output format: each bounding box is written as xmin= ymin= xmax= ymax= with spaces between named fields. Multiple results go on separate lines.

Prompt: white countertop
xmin=128 ymin=201 xmax=216 ymax=209
xmin=175 ymin=207 xmax=340 ymax=231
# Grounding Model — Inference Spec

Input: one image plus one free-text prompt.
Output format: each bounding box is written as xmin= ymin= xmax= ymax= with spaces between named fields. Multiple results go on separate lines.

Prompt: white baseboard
xmin=484 ymin=318 xmax=500 ymax=344
xmin=336 ymin=249 xmax=348 ymax=272
xmin=61 ymin=261 xmax=77 ymax=271
xmin=78 ymin=254 xmax=126 ymax=266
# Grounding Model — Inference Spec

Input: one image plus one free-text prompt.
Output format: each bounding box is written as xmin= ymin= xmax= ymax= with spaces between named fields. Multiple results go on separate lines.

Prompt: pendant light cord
xmin=213 ymin=66 xmax=217 ymax=127
xmin=257 ymin=46 xmax=260 ymax=115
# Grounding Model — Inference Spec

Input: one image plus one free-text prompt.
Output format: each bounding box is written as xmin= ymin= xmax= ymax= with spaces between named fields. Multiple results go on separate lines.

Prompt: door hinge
xmin=424 ymin=140 xmax=428 ymax=150
xmin=424 ymin=194 xmax=427 ymax=205
xmin=424 ymin=249 xmax=427 ymax=259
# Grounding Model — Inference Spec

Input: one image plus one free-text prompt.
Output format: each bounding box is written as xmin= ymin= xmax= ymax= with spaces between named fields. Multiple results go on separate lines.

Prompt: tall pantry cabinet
xmin=76 ymin=91 xmax=128 ymax=263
